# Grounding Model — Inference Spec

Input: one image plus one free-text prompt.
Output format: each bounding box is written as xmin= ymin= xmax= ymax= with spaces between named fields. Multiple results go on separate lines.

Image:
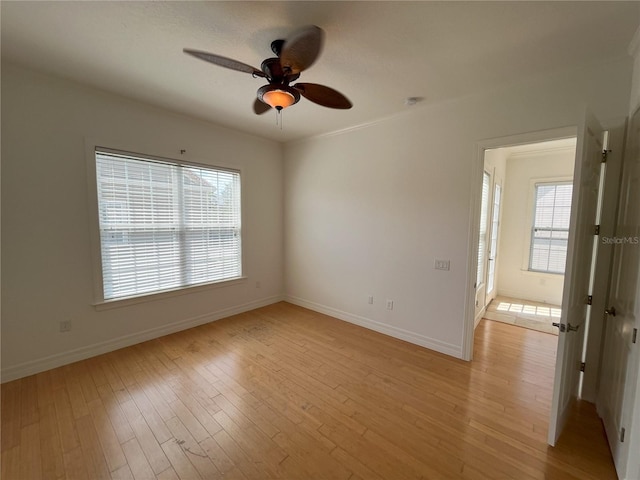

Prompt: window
xmin=529 ymin=182 xmax=572 ymax=274
xmin=95 ymin=148 xmax=241 ymax=301
xmin=477 ymin=171 xmax=490 ymax=286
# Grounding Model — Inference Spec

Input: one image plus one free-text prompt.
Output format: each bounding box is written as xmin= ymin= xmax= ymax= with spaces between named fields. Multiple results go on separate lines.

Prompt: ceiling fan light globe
xmin=258 ymin=84 xmax=300 ymax=111
xmin=263 ymin=90 xmax=295 ymax=109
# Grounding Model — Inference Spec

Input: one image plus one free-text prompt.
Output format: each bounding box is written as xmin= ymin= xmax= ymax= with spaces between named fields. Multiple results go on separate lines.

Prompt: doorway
xmin=474 ymin=138 xmax=577 ymax=335
xmin=464 ymin=116 xmax=627 ymax=453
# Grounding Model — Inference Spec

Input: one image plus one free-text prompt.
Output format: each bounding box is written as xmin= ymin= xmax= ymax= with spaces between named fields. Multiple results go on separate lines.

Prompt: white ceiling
xmin=2 ymin=1 xmax=638 ymax=143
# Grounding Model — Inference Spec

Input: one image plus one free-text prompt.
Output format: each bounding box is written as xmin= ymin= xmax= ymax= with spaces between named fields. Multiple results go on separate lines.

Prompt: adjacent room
xmin=2 ymin=2 xmax=640 ymax=480
xmin=476 ymin=138 xmax=577 ymax=335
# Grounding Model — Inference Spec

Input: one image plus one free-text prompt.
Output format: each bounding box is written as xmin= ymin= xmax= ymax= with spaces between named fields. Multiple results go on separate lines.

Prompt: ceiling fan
xmin=184 ymin=25 xmax=352 ymax=115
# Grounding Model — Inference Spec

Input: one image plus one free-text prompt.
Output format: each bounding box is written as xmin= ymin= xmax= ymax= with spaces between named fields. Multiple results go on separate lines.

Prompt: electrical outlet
xmin=434 ymin=259 xmax=450 ymax=271
xmin=386 ymin=300 xmax=394 ymax=310
xmin=255 ymin=281 xmax=261 ymax=288
xmin=59 ymin=320 xmax=72 ymax=333
xmin=368 ymin=295 xmax=374 ymax=304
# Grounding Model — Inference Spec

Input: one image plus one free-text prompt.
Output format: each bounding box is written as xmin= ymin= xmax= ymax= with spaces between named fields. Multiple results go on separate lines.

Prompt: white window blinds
xmin=529 ymin=182 xmax=572 ymax=274
xmin=95 ymin=149 xmax=241 ymax=300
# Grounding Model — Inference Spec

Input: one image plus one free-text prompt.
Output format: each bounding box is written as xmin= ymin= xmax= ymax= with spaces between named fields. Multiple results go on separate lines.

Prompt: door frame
xmin=581 ymin=124 xmax=626 ymax=402
xmin=596 ymin=106 xmax=640 ymax=480
xmin=463 ymin=126 xmax=577 ymax=361
xmin=464 ymin=120 xmax=626 ymax=395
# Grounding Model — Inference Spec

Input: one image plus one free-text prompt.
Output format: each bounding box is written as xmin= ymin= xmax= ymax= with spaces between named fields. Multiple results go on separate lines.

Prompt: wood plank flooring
xmin=1 ymin=302 xmax=616 ymax=479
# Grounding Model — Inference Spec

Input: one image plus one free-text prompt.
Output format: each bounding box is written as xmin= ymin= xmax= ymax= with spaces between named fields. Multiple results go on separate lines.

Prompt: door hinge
xmin=602 ymin=149 xmax=611 ymax=163
xmin=580 ymin=362 xmax=586 ymax=372
xmin=633 ymin=328 xmax=638 ymax=344
xmin=594 ymin=225 xmax=600 ymax=235
xmin=586 ymin=295 xmax=593 ymax=305
xmin=620 ymin=427 xmax=626 ymax=443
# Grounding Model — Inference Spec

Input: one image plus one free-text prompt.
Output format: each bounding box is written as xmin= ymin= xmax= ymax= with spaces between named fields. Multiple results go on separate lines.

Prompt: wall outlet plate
xmin=435 ymin=259 xmax=450 ymax=271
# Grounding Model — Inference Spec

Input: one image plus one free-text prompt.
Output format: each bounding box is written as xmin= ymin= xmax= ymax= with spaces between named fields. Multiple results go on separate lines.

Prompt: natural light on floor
xmin=496 ymin=301 xmax=562 ymax=318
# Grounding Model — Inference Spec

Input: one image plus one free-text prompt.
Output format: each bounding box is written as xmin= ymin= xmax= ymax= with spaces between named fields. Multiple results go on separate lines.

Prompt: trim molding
xmin=285 ymin=296 xmax=462 ymax=359
xmin=506 ymin=144 xmax=575 ymax=159
xmin=474 ymin=305 xmax=487 ymax=329
xmin=497 ymin=289 xmax=562 ymax=306
xmin=1 ymin=295 xmax=284 ymax=383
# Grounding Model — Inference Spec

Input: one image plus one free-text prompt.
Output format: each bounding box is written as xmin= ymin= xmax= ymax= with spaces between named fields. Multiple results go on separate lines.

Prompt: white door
xmin=597 ymin=106 xmax=640 ymax=478
xmin=548 ymin=110 xmax=604 ymax=446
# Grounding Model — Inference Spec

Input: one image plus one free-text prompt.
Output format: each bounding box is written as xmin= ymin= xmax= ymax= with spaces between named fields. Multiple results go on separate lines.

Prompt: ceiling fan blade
xmin=293 ymin=83 xmax=352 ymax=109
xmin=280 ymin=25 xmax=324 ymax=74
xmin=253 ymin=98 xmax=271 ymax=115
xmin=183 ymin=49 xmax=265 ymax=77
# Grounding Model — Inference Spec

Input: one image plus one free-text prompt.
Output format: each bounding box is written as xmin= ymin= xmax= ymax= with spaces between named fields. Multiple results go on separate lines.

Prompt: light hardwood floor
xmin=1 ymin=302 xmax=616 ymax=479
xmin=484 ymin=296 xmax=562 ymax=335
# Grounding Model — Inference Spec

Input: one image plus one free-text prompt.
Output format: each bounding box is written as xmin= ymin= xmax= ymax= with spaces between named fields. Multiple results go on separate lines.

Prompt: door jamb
xmin=463 ymin=126 xmax=578 ymax=361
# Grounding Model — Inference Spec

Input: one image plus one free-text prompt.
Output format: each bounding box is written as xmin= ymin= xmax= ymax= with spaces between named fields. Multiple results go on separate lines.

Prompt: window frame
xmin=527 ymin=180 xmax=573 ymax=275
xmin=86 ymin=140 xmax=246 ymax=309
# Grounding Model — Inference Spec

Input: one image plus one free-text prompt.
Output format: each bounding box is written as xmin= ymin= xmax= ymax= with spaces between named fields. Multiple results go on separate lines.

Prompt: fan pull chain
xmin=275 ymin=109 xmax=284 ymax=130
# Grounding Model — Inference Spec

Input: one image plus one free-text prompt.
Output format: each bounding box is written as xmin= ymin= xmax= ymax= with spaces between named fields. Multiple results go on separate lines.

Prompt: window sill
xmin=93 ymin=277 xmax=247 ymax=311
xmin=521 ymin=269 xmax=564 ymax=277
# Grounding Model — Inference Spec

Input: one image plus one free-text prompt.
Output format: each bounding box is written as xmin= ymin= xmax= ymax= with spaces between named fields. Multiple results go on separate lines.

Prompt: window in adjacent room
xmin=477 ymin=171 xmax=491 ymax=287
xmin=94 ymin=148 xmax=241 ymax=301
xmin=529 ymin=182 xmax=573 ymax=274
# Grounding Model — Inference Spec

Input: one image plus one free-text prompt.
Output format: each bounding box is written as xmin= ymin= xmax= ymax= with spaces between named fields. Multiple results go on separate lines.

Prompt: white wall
xmin=497 ymin=148 xmax=575 ymax=305
xmin=284 ymin=57 xmax=632 ymax=359
xmin=1 ymin=63 xmax=284 ymax=380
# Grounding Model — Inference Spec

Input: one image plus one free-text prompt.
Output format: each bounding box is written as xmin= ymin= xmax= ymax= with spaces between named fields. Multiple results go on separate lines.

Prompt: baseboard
xmin=474 ymin=305 xmax=487 ymax=329
xmin=285 ymin=296 xmax=462 ymax=358
xmin=1 ymin=295 xmax=284 ymax=383
xmin=497 ymin=289 xmax=562 ymax=306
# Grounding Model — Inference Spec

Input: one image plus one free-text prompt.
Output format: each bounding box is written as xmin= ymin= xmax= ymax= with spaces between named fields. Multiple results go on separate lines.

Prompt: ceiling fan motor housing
xmin=260 ymin=58 xmax=300 ymax=84
xmin=261 ymin=58 xmax=284 ymax=82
